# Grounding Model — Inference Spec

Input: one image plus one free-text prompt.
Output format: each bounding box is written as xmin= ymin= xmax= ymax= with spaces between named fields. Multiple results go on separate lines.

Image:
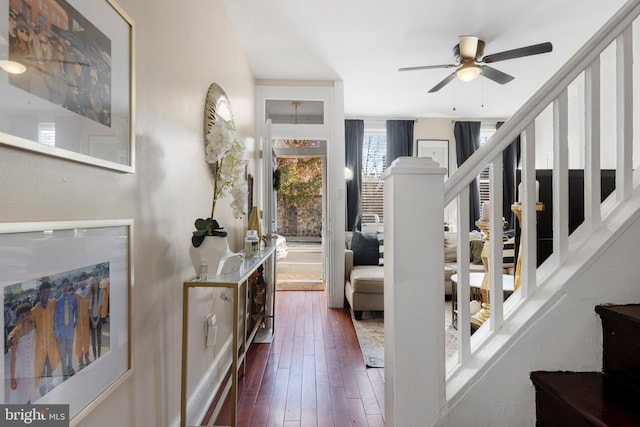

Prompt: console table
xmin=180 ymin=243 xmax=276 ymax=427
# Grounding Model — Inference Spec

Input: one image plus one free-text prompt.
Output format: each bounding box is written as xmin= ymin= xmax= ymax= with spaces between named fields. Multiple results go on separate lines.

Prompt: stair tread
xmin=595 ymin=304 xmax=640 ymax=325
xmin=531 ymin=371 xmax=640 ymax=426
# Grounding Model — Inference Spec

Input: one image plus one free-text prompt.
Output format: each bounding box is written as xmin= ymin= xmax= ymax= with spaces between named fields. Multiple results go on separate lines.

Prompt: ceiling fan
xmin=399 ymin=36 xmax=553 ymax=93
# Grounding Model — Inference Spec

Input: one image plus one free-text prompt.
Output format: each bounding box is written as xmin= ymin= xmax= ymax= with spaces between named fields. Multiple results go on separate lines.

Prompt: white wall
xmin=414 ymin=119 xmax=456 ymax=170
xmin=0 ymin=1 xmax=255 ymax=426
xmin=532 ymin=43 xmax=640 ymax=171
xmin=414 ymin=119 xmax=457 ymax=228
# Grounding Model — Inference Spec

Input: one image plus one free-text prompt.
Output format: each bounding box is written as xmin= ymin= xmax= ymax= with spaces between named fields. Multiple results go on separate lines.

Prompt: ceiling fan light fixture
xmin=459 ymin=36 xmax=479 ymax=58
xmin=456 ymin=63 xmax=481 ymax=82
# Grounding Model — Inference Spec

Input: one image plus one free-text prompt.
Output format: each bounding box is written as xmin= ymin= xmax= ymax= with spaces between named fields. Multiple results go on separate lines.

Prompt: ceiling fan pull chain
xmin=452 ymin=85 xmax=456 ymax=111
xmin=481 ymin=72 xmax=485 ymax=108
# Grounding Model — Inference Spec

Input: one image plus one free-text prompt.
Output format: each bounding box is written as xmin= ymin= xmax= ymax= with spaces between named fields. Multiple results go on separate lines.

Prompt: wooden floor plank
xmin=366 ymin=414 xmax=385 ymax=427
xmin=300 ymin=407 xmax=318 ymax=427
xmin=246 ymin=405 xmax=268 ymax=427
xmin=266 ymin=367 xmax=290 ymax=426
xmin=330 ymin=386 xmax=350 ymax=426
xmin=355 ymin=369 xmax=382 ymax=415
xmin=284 ymin=373 xmax=302 ymax=422
xmin=347 ymin=397 xmax=369 ymax=427
xmin=214 ymin=290 xmax=385 ymax=426
xmin=315 ymin=380 xmax=334 ymax=427
xmin=301 ymin=355 xmax=317 ymax=410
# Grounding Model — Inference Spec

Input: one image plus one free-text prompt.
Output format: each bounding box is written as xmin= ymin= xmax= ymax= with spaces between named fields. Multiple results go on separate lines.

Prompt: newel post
xmin=383 ymin=157 xmax=446 ymax=427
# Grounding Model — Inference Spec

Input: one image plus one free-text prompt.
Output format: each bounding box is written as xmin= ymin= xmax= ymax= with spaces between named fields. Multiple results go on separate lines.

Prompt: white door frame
xmin=255 ymin=83 xmax=345 ymax=308
xmin=273 ymin=144 xmax=327 ymax=284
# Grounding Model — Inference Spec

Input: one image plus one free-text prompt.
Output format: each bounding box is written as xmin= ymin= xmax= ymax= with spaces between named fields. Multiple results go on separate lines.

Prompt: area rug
xmin=350 ymin=300 xmax=459 ymax=368
xmin=275 ymin=280 xmax=325 ymax=291
xmin=350 ymin=310 xmax=385 ymax=367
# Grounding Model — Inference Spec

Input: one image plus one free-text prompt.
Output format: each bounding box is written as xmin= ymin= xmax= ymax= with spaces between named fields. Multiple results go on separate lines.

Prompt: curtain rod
xmin=344 ymin=116 xmax=417 ymax=121
xmin=449 ymin=117 xmax=508 ymax=123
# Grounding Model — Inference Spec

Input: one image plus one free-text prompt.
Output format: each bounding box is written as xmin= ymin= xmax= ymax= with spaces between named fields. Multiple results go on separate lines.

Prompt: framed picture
xmin=0 ymin=0 xmax=135 ymax=172
xmin=416 ymin=139 xmax=449 ymax=176
xmin=0 ymin=219 xmax=133 ymax=425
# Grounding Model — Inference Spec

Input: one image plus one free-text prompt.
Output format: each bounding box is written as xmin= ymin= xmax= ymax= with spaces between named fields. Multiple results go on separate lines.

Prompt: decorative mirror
xmin=204 ymin=83 xmax=235 ymax=139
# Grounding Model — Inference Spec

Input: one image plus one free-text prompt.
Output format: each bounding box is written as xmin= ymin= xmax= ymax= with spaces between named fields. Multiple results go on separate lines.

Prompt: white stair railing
xmin=384 ymin=0 xmax=640 ymax=425
xmin=446 ymin=0 xmax=639 ymax=373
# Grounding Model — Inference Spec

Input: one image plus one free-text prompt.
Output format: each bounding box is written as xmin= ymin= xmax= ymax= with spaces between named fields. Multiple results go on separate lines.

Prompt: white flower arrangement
xmin=192 ymin=118 xmax=248 ymax=247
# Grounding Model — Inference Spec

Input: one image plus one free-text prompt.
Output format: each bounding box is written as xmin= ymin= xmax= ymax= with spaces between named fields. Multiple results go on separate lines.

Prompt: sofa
xmin=344 ymin=230 xmax=385 ymax=320
xmin=344 ymin=230 xmax=514 ymax=320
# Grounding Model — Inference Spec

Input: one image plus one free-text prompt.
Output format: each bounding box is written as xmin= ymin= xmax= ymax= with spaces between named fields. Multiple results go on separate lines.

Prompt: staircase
xmin=532 ymin=305 xmax=640 ymax=426
xmin=382 ymin=0 xmax=640 ymax=425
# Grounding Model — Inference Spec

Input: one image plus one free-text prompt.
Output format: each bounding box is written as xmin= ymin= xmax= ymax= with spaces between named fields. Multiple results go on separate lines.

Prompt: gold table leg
xmin=511 ymin=203 xmax=545 ymax=291
xmin=471 ymin=219 xmax=507 ymax=328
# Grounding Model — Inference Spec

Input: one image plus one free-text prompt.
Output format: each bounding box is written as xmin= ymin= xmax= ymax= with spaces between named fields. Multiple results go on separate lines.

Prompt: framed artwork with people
xmin=1 ymin=0 xmax=135 ymax=172
xmin=0 ymin=220 xmax=133 ymax=424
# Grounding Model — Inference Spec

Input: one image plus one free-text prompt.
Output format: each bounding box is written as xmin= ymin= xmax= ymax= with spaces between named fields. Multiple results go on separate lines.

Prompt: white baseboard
xmin=170 ymin=335 xmax=233 ymax=427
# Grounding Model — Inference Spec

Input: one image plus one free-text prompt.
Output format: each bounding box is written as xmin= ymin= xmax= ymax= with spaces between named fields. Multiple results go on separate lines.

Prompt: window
xmin=361 ymin=124 xmax=386 ymax=225
xmin=478 ymin=123 xmax=497 ymax=205
xmin=38 ymin=122 xmax=56 ymax=147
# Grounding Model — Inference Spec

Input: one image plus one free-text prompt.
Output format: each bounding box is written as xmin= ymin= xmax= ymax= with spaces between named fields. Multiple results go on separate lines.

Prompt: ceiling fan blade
xmin=481 ymin=42 xmax=552 ymax=63
xmin=481 ymin=66 xmax=515 ymax=85
xmin=428 ymin=72 xmax=456 ymax=93
xmin=398 ymin=64 xmax=456 ymax=72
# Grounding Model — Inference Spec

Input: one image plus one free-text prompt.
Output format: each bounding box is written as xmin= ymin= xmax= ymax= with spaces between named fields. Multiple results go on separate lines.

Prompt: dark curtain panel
xmin=454 ymin=121 xmax=481 ymax=230
xmin=497 ymin=121 xmax=521 ymax=231
xmin=345 ymin=120 xmax=364 ymax=231
xmin=385 ymin=120 xmax=414 ymax=168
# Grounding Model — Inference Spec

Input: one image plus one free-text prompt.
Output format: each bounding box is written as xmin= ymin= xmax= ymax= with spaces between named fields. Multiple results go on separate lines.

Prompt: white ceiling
xmin=223 ymin=0 xmax=627 ymax=119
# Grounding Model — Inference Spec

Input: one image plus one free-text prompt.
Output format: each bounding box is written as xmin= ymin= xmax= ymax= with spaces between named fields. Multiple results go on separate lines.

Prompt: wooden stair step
xmin=595 ymin=304 xmax=640 ymax=326
xmin=596 ymin=304 xmax=640 ymax=390
xmin=531 ymin=371 xmax=640 ymax=426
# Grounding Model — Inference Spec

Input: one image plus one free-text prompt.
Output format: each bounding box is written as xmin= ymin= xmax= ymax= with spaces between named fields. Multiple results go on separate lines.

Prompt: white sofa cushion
xmin=350 ymin=266 xmax=385 ymax=293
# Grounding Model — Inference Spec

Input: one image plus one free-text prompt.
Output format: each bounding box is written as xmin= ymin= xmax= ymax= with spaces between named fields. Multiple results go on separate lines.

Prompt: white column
xmin=383 ymin=157 xmax=446 ymax=427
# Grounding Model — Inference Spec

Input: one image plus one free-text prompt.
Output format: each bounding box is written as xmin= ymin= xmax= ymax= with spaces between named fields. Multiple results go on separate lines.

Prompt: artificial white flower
xmin=206 ymin=119 xmax=236 ymax=164
xmin=204 ymin=116 xmax=248 ymax=221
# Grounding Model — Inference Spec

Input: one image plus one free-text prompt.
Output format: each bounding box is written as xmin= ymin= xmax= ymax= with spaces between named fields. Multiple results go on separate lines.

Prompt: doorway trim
xmin=255 ymin=83 xmax=345 ymax=308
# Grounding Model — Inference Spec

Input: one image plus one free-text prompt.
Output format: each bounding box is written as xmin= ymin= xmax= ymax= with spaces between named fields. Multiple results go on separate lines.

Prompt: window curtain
xmin=454 ymin=121 xmax=481 ymax=230
xmin=497 ymin=121 xmax=521 ymax=231
xmin=385 ymin=120 xmax=414 ymax=168
xmin=345 ymin=120 xmax=364 ymax=231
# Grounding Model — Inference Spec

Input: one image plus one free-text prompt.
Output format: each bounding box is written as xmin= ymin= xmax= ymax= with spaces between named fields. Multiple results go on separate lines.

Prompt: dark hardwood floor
xmin=213 ymin=290 xmax=385 ymax=427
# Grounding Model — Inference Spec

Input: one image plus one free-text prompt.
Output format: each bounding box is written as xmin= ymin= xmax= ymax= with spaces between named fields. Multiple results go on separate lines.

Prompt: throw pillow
xmin=377 ymin=231 xmax=384 ymax=266
xmin=470 ymin=240 xmax=484 ymax=264
xmin=503 ymin=238 xmax=515 ymax=267
xmin=351 ymin=231 xmax=380 ymax=266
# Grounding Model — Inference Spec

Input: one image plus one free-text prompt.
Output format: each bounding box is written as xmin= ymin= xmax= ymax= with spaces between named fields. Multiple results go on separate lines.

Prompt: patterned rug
xmin=350 ymin=310 xmax=385 ymax=367
xmin=350 ymin=300 xmax=459 ymax=368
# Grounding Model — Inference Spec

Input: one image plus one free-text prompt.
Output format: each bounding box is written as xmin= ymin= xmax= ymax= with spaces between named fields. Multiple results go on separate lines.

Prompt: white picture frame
xmin=0 ymin=219 xmax=133 ymax=425
xmin=416 ymin=139 xmax=449 ymax=177
xmin=0 ymin=0 xmax=135 ymax=172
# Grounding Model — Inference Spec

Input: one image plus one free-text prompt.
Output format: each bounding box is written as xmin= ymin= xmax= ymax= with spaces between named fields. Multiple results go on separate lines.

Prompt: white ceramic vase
xmin=189 ymin=235 xmax=230 ymax=277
